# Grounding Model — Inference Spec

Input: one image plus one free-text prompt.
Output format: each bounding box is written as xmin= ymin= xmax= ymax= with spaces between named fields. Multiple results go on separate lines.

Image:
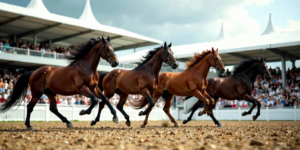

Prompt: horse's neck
xmin=189 ymin=54 xmax=211 ymax=79
xmin=81 ymin=42 xmax=102 ymax=71
xmin=144 ymin=50 xmax=163 ymax=76
xmin=241 ymin=63 xmax=259 ymax=83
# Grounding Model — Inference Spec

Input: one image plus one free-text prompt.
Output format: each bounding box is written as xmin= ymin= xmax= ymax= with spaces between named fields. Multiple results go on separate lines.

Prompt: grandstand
xmin=0 ymin=0 xmax=163 ymax=74
xmin=119 ymin=14 xmax=300 ymax=86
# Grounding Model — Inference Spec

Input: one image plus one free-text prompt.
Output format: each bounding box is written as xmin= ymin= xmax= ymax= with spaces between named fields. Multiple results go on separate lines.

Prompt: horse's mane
xmin=65 ymin=37 xmax=102 ymax=64
xmin=185 ymin=50 xmax=212 ymax=68
xmin=232 ymin=58 xmax=260 ymax=74
xmin=133 ymin=46 xmax=163 ymax=71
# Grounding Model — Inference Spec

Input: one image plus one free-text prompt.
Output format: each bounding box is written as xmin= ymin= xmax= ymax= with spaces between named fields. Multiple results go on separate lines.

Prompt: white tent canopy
xmin=0 ymin=0 xmax=161 ymax=50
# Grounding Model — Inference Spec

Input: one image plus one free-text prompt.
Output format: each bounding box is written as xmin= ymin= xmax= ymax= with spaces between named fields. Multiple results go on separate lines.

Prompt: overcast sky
xmin=1 ymin=0 xmax=300 ymax=69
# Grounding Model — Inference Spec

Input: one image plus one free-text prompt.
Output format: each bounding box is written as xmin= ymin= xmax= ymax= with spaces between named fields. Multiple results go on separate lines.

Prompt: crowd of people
xmin=0 ymin=38 xmax=69 ymax=58
xmin=0 ymin=67 xmax=165 ymax=107
xmin=1 ymin=64 xmax=300 ymax=109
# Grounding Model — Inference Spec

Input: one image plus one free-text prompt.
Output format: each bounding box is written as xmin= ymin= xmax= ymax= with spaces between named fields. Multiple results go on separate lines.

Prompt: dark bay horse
xmin=184 ymin=58 xmax=272 ymax=127
xmin=131 ymin=48 xmax=225 ymax=128
xmin=83 ymin=42 xmax=178 ymax=127
xmin=0 ymin=37 xmax=119 ymax=130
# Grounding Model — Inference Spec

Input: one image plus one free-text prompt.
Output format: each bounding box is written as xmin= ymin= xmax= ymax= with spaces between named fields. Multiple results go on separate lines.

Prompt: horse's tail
xmin=98 ymin=73 xmax=107 ymax=91
xmin=129 ymin=96 xmax=149 ymax=109
xmin=0 ymin=71 xmax=33 ymax=112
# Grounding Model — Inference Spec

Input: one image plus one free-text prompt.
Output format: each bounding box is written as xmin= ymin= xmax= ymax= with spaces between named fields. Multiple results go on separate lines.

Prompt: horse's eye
xmin=215 ymin=58 xmax=218 ymax=60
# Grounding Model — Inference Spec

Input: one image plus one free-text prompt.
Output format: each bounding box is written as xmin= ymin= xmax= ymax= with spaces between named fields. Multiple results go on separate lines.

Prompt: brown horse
xmin=0 ymin=37 xmax=119 ymax=130
xmin=84 ymin=42 xmax=178 ymax=127
xmin=183 ymin=58 xmax=272 ymax=127
xmin=131 ymin=48 xmax=225 ymax=128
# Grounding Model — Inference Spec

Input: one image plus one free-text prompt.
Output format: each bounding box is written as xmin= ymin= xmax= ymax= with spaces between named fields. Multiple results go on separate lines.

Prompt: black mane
xmin=133 ymin=46 xmax=163 ymax=71
xmin=66 ymin=38 xmax=102 ymax=64
xmin=232 ymin=58 xmax=260 ymax=75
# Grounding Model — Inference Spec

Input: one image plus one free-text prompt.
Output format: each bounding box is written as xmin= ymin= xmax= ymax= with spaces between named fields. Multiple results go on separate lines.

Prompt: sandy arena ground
xmin=0 ymin=121 xmax=299 ymax=150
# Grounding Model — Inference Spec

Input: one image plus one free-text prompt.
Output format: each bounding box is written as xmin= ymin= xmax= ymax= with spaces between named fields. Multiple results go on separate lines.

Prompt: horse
xmin=130 ymin=48 xmax=225 ymax=128
xmin=183 ymin=58 xmax=272 ymax=127
xmin=82 ymin=42 xmax=178 ymax=127
xmin=0 ymin=36 xmax=119 ymax=130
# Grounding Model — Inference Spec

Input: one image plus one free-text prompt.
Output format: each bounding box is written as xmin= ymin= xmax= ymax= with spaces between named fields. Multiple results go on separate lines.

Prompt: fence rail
xmin=0 ymin=103 xmax=298 ymax=122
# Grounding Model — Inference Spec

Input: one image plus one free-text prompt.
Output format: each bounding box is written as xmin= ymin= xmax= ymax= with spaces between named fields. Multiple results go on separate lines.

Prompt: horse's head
xmin=258 ymin=57 xmax=271 ymax=81
xmin=209 ymin=48 xmax=225 ymax=75
xmin=100 ymin=36 xmax=119 ymax=67
xmin=162 ymin=42 xmax=178 ymax=69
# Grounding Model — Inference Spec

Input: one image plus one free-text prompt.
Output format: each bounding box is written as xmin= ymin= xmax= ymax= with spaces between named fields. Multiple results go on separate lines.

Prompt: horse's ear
xmin=164 ymin=42 xmax=167 ymax=48
xmin=260 ymin=57 xmax=263 ymax=63
xmin=102 ymin=36 xmax=106 ymax=44
xmin=168 ymin=42 xmax=172 ymax=48
xmin=216 ymin=48 xmax=219 ymax=52
xmin=212 ymin=47 xmax=215 ymax=53
xmin=107 ymin=36 xmax=110 ymax=42
xmin=264 ymin=57 xmax=267 ymax=61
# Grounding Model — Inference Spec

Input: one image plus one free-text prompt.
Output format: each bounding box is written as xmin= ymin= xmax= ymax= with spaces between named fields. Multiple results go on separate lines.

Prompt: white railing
xmin=0 ymin=103 xmax=298 ymax=122
xmin=0 ymin=46 xmax=186 ymax=72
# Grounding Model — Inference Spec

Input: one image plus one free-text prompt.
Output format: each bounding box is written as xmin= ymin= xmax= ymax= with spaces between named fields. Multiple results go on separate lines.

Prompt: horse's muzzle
xmin=220 ymin=69 xmax=225 ymax=75
xmin=171 ymin=62 xmax=178 ymax=69
xmin=111 ymin=60 xmax=119 ymax=67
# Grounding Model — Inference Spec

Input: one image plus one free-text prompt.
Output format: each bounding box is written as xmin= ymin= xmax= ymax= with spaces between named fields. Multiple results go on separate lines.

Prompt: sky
xmin=1 ymin=0 xmax=300 ymax=69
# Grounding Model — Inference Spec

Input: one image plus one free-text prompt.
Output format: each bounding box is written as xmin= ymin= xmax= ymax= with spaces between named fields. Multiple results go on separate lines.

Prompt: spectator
xmin=3 ymin=39 xmax=12 ymax=53
xmin=0 ymin=38 xmax=3 ymax=52
xmin=0 ymin=93 xmax=5 ymax=103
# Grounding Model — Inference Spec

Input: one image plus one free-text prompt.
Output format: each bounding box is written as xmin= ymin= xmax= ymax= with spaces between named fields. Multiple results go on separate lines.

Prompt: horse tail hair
xmin=98 ymin=73 xmax=107 ymax=91
xmin=183 ymin=100 xmax=200 ymax=114
xmin=129 ymin=96 xmax=149 ymax=110
xmin=184 ymin=96 xmax=193 ymax=101
xmin=0 ymin=71 xmax=33 ymax=112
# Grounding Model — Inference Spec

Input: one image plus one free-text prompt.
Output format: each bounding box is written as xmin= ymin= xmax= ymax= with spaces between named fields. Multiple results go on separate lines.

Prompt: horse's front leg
xmin=240 ymin=94 xmax=257 ymax=120
xmin=202 ymin=90 xmax=215 ymax=115
xmin=138 ymin=88 xmax=155 ymax=116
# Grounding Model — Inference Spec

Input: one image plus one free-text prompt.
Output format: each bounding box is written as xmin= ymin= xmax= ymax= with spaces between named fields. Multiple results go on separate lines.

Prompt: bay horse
xmin=83 ymin=42 xmax=178 ymax=127
xmin=0 ymin=36 xmax=119 ymax=130
xmin=130 ymin=48 xmax=225 ymax=128
xmin=183 ymin=58 xmax=272 ymax=127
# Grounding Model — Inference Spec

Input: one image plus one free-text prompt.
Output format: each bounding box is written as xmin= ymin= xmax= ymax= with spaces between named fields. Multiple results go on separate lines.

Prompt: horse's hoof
xmin=216 ymin=124 xmax=223 ymax=128
xmin=113 ymin=117 xmax=119 ymax=124
xmin=198 ymin=111 xmax=204 ymax=116
xmin=140 ymin=124 xmax=146 ymax=128
xmin=138 ymin=111 xmax=144 ymax=116
xmin=242 ymin=111 xmax=248 ymax=116
xmin=174 ymin=123 xmax=180 ymax=127
xmin=91 ymin=120 xmax=97 ymax=126
xmin=79 ymin=110 xmax=86 ymax=115
xmin=182 ymin=120 xmax=188 ymax=124
xmin=67 ymin=123 xmax=74 ymax=128
xmin=253 ymin=115 xmax=258 ymax=121
xmin=126 ymin=121 xmax=131 ymax=127
xmin=27 ymin=126 xmax=34 ymax=130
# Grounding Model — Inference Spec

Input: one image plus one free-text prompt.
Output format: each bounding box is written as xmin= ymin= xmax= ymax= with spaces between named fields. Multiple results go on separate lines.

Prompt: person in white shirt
xmin=269 ymin=89 xmax=275 ymax=96
xmin=60 ymin=97 xmax=68 ymax=106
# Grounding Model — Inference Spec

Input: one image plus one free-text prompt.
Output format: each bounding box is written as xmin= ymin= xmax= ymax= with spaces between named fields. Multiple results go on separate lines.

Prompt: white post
xmin=266 ymin=106 xmax=269 ymax=121
xmin=72 ymin=104 xmax=75 ymax=121
xmin=238 ymin=107 xmax=241 ymax=121
xmin=27 ymin=49 xmax=30 ymax=56
xmin=216 ymin=106 xmax=219 ymax=120
xmin=24 ymin=102 xmax=26 ymax=121
xmin=45 ymin=104 xmax=49 ymax=122
xmin=294 ymin=106 xmax=297 ymax=121
xmin=54 ymin=52 xmax=56 ymax=59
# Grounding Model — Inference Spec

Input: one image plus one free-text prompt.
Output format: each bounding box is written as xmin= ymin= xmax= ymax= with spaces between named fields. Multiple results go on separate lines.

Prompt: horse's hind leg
xmin=45 ymin=89 xmax=73 ymax=128
xmin=162 ymin=91 xmax=179 ymax=127
xmin=25 ymin=93 xmax=42 ymax=130
xmin=115 ymin=91 xmax=130 ymax=127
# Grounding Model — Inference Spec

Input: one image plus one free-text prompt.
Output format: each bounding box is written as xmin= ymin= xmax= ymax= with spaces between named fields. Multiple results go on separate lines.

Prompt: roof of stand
xmin=119 ymin=15 xmax=300 ymax=65
xmin=0 ymin=0 xmax=161 ymax=50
